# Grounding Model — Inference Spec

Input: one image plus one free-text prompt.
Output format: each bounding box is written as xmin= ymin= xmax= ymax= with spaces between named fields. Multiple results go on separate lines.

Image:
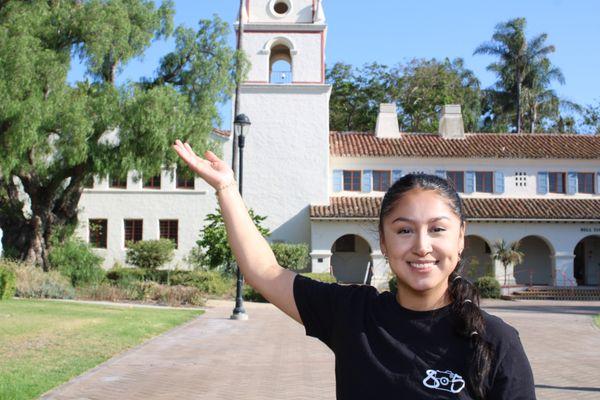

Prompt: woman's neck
xmin=395 ymin=284 xmax=451 ymax=311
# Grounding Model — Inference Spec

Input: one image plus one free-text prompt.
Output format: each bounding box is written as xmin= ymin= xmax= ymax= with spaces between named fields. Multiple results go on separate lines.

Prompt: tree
xmin=326 ymin=58 xmax=481 ymax=133
xmin=327 ymin=62 xmax=392 ymax=132
xmin=583 ymin=100 xmax=600 ymax=135
xmin=193 ymin=208 xmax=270 ymax=275
xmin=0 ymin=1 xmax=244 ymax=269
xmin=393 ymin=58 xmax=481 ymax=132
xmin=474 ymin=18 xmax=561 ymax=133
xmin=491 ymin=240 xmax=524 ymax=286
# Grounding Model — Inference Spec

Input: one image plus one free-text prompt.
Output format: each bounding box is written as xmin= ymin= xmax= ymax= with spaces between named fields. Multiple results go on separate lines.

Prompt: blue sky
xmin=69 ymin=0 xmax=600 ymax=129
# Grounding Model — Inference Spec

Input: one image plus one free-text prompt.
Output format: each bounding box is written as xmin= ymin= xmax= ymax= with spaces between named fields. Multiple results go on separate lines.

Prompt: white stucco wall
xmin=242 ymin=31 xmax=323 ymax=83
xmin=247 ymin=0 xmax=316 ymax=24
xmin=77 ymin=170 xmax=218 ymax=270
xmin=237 ymin=84 xmax=330 ymax=245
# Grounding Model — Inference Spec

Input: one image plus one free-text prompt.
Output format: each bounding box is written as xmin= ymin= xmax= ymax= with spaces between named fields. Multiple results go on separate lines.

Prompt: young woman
xmin=173 ymin=140 xmax=536 ymax=400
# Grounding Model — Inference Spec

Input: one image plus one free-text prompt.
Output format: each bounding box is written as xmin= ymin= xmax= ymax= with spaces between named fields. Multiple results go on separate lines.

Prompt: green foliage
xmin=474 ymin=276 xmax=501 ymax=299
xmin=326 ymin=58 xmax=481 ymax=133
xmin=79 ymin=281 xmax=205 ymax=306
xmin=125 ymin=239 xmax=175 ymax=270
xmin=0 ymin=1 xmax=244 ymax=268
xmin=0 ymin=266 xmax=16 ymax=300
xmin=271 ymin=242 xmax=310 ymax=272
xmin=169 ymin=270 xmax=234 ymax=297
xmin=105 ymin=266 xmax=169 ymax=284
xmin=474 ymin=17 xmax=568 ymax=133
xmin=49 ymin=239 xmax=105 ymax=287
xmin=301 ymin=272 xmax=337 ymax=283
xmin=194 ymin=208 xmax=270 ymax=274
xmin=491 ymin=240 xmax=524 ymax=286
xmin=10 ymin=263 xmax=75 ymax=299
xmin=583 ymin=100 xmax=600 ymax=135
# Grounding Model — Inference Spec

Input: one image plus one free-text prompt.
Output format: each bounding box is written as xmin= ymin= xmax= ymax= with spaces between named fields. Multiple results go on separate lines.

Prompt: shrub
xmin=475 ymin=276 xmax=501 ymax=299
xmin=193 ymin=208 xmax=270 ymax=274
xmin=105 ymin=267 xmax=170 ymax=285
xmin=271 ymin=243 xmax=310 ymax=272
xmin=301 ymin=272 xmax=337 ymax=283
xmin=77 ymin=281 xmax=205 ymax=306
xmin=0 ymin=266 xmax=16 ymax=300
xmin=49 ymin=239 xmax=105 ymax=286
xmin=11 ymin=263 xmax=75 ymax=299
xmin=169 ymin=270 xmax=234 ymax=297
xmin=126 ymin=239 xmax=175 ymax=270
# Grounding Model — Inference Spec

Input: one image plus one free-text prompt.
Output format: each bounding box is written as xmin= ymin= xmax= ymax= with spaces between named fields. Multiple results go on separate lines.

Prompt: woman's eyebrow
xmin=391 ymin=216 xmax=450 ymax=224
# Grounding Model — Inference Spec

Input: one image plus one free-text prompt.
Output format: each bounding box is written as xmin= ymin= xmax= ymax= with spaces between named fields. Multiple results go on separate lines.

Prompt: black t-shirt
xmin=293 ymin=274 xmax=536 ymax=399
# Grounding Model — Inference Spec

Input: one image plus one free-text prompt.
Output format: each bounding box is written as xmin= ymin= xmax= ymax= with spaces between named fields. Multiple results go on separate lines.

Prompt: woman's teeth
xmin=409 ymin=262 xmax=437 ymax=269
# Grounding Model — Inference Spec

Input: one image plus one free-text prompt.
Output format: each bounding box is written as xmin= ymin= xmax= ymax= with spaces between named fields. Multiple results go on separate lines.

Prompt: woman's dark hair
xmin=378 ymin=173 xmax=493 ymax=399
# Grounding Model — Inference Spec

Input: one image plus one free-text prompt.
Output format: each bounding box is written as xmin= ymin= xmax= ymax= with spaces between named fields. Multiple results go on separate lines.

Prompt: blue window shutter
xmin=493 ymin=171 xmax=505 ymax=194
xmin=597 ymin=172 xmax=600 ymax=194
xmin=537 ymin=172 xmax=548 ymax=194
xmin=333 ymin=170 xmax=342 ymax=192
xmin=362 ymin=170 xmax=372 ymax=193
xmin=567 ymin=171 xmax=577 ymax=195
xmin=465 ymin=171 xmax=475 ymax=194
xmin=392 ymin=170 xmax=402 ymax=184
xmin=435 ymin=170 xmax=446 ymax=179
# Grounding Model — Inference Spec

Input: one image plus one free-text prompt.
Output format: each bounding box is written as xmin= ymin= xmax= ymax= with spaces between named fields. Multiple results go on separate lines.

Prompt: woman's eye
xmin=431 ymin=227 xmax=446 ymax=233
xmin=397 ymin=228 xmax=411 ymax=234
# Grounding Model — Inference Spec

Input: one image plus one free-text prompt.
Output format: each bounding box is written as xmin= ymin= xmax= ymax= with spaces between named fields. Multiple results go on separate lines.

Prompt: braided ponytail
xmin=448 ymin=271 xmax=494 ymax=399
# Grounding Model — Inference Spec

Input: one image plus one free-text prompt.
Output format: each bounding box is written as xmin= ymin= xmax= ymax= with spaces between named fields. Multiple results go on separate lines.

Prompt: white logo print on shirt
xmin=422 ymin=369 xmax=466 ymax=394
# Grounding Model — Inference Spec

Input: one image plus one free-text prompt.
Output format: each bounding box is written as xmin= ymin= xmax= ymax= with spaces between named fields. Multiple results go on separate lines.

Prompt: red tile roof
xmin=310 ymin=196 xmax=600 ymax=221
xmin=212 ymin=128 xmax=231 ymax=138
xmin=330 ymin=132 xmax=600 ymax=159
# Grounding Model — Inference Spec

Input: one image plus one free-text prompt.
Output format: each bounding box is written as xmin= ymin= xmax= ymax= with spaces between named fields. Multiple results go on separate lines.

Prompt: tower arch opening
xmin=514 ymin=235 xmax=554 ymax=285
xmin=269 ymin=43 xmax=293 ymax=84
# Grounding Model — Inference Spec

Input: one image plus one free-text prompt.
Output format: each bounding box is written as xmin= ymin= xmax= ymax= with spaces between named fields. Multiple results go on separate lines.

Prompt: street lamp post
xmin=230 ymin=113 xmax=251 ymax=320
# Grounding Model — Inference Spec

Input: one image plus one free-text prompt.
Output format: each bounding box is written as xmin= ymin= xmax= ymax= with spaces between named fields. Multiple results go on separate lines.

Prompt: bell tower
xmin=236 ymin=0 xmax=330 ymax=244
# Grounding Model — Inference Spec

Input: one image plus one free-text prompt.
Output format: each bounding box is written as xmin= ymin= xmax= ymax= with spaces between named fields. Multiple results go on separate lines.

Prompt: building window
xmin=446 ymin=171 xmax=465 ymax=193
xmin=577 ymin=173 xmax=595 ymax=194
xmin=109 ymin=175 xmax=127 ymax=189
xmin=124 ymin=219 xmax=143 ymax=246
xmin=176 ymin=174 xmax=195 ymax=190
xmin=159 ymin=220 xmax=178 ymax=248
xmin=548 ymin=172 xmax=566 ymax=194
xmin=515 ymin=171 xmax=527 ymax=187
xmin=333 ymin=235 xmax=355 ymax=252
xmin=373 ymin=171 xmax=391 ymax=191
xmin=89 ymin=219 xmax=107 ymax=248
xmin=343 ymin=170 xmax=361 ymax=191
xmin=475 ymin=171 xmax=493 ymax=193
xmin=143 ymin=174 xmax=161 ymax=189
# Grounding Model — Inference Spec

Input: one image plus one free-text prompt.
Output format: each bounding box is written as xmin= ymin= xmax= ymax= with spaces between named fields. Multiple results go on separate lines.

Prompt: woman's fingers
xmin=204 ymin=150 xmax=220 ymax=162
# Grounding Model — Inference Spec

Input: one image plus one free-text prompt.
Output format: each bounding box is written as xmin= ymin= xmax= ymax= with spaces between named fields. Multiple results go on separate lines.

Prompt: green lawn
xmin=0 ymin=299 xmax=203 ymax=400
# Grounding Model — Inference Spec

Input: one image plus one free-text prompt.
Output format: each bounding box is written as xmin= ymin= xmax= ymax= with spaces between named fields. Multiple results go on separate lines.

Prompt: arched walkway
xmin=574 ymin=235 xmax=600 ymax=286
xmin=463 ymin=235 xmax=493 ymax=280
xmin=515 ymin=236 xmax=554 ymax=285
xmin=330 ymin=234 xmax=372 ymax=284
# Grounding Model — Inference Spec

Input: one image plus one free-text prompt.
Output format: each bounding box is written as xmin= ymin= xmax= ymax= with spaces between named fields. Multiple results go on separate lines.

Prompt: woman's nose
xmin=412 ymin=231 xmax=433 ymax=256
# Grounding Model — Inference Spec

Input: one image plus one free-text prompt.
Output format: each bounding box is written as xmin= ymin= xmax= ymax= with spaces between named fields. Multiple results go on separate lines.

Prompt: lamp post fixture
xmin=230 ymin=113 xmax=251 ymax=320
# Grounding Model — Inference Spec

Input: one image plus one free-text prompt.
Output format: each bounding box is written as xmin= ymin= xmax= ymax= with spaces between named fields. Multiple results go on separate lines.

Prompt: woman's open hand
xmin=172 ymin=139 xmax=234 ymax=190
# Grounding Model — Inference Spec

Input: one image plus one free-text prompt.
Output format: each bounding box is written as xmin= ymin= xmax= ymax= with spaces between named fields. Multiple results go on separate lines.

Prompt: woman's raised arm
xmin=172 ymin=140 xmax=302 ymax=324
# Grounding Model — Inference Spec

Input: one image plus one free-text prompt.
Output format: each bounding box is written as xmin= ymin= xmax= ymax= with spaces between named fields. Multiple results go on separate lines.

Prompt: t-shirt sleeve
xmin=293 ymin=274 xmax=350 ymax=349
xmin=488 ymin=331 xmax=536 ymax=400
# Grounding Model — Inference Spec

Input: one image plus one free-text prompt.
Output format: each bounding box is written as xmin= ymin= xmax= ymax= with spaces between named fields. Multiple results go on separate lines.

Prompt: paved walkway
xmin=42 ymin=299 xmax=600 ymax=400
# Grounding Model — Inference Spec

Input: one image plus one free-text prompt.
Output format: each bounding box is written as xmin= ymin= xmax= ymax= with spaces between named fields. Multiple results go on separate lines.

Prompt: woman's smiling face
xmin=380 ymin=188 xmax=465 ymax=301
